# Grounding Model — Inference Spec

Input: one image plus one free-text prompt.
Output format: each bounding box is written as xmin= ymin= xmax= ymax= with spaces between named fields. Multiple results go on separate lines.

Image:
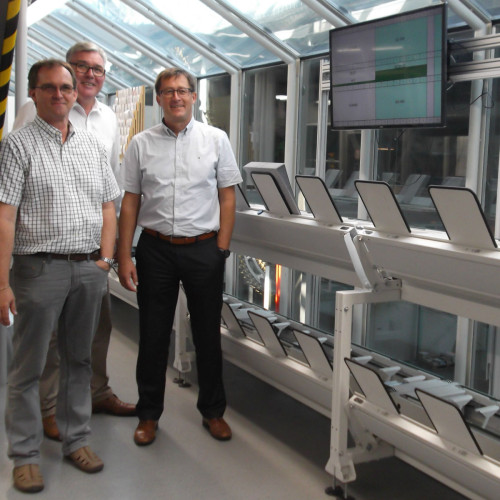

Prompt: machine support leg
xmin=326 ymin=288 xmax=400 ymax=495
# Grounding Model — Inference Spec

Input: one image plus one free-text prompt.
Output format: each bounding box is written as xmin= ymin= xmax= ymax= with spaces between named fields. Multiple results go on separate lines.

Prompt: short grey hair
xmin=66 ymin=41 xmax=107 ymax=65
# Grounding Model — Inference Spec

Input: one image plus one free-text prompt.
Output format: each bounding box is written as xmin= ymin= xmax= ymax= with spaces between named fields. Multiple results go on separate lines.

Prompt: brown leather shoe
xmin=42 ymin=414 xmax=61 ymax=441
xmin=66 ymin=446 xmax=104 ymax=473
xmin=134 ymin=420 xmax=158 ymax=446
xmin=202 ymin=417 xmax=232 ymax=441
xmin=92 ymin=394 xmax=136 ymax=416
xmin=13 ymin=464 xmax=44 ymax=493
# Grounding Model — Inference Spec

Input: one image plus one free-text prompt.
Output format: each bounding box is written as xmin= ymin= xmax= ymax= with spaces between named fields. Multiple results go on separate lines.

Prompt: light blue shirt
xmin=123 ymin=118 xmax=242 ymax=237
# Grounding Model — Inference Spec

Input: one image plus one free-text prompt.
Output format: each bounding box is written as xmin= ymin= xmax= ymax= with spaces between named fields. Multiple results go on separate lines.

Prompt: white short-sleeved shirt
xmin=123 ymin=118 xmax=242 ymax=237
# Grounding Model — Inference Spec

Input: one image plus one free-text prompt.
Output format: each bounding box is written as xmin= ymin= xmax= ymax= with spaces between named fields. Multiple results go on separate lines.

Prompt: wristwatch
xmin=99 ymin=256 xmax=116 ymax=266
xmin=218 ymin=248 xmax=231 ymax=258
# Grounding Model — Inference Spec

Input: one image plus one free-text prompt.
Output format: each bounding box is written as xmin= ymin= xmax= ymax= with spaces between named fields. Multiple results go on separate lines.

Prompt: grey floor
xmin=0 ymin=297 xmax=467 ymax=500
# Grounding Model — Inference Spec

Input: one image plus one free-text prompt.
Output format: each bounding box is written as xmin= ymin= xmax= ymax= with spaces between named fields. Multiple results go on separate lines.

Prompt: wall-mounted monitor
xmin=329 ymin=4 xmax=447 ymax=130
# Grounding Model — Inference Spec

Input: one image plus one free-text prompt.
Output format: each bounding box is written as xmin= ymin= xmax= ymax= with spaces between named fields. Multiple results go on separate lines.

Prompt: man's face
xmin=68 ymin=50 xmax=106 ymax=102
xmin=156 ymin=75 xmax=196 ymax=129
xmin=29 ymin=65 xmax=77 ymax=125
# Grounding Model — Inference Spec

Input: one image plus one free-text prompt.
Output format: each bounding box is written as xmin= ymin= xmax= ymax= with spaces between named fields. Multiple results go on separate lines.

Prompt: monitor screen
xmin=329 ymin=4 xmax=447 ymax=130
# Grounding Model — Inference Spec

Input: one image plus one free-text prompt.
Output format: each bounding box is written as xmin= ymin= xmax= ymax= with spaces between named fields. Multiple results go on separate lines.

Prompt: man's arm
xmin=217 ymin=185 xmax=236 ymax=251
xmin=97 ymin=200 xmax=117 ymax=271
xmin=0 ymin=202 xmax=17 ymax=326
xmin=117 ymin=192 xmax=141 ymax=291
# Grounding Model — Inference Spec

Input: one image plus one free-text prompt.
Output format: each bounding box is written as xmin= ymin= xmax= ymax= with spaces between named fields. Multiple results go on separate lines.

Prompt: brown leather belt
xmin=143 ymin=228 xmax=217 ymax=245
xmin=34 ymin=251 xmax=100 ymax=262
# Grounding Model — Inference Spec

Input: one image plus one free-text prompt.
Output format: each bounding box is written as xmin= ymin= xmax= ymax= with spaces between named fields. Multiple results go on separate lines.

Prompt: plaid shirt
xmin=0 ymin=116 xmax=120 ymax=254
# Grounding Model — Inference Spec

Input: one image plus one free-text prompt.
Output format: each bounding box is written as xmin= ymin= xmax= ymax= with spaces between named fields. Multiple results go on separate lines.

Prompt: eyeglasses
xmin=159 ymin=88 xmax=193 ymax=97
xmin=70 ymin=62 xmax=106 ymax=77
xmin=34 ymin=84 xmax=75 ymax=95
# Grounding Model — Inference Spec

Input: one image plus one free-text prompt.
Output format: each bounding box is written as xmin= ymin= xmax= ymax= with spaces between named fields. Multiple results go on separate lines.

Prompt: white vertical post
xmin=326 ymin=290 xmax=358 ymax=483
xmin=15 ymin=0 xmax=28 ymax=113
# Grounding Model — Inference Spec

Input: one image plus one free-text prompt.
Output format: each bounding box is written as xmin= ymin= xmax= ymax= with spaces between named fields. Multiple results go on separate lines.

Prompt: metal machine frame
xmin=109 ymin=177 xmax=500 ymax=499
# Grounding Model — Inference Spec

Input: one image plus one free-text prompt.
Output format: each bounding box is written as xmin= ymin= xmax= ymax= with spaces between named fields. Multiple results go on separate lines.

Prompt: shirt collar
xmin=161 ymin=116 xmax=195 ymax=137
xmin=33 ymin=115 xmax=75 ymax=142
xmin=72 ymin=99 xmax=101 ymax=117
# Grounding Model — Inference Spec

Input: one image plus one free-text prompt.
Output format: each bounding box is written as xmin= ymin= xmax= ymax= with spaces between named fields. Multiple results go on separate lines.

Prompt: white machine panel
xmin=429 ymin=186 xmax=497 ymax=250
xmin=355 ymin=180 xmax=410 ymax=235
xmin=296 ymin=176 xmax=343 ymax=225
xmin=416 ymin=389 xmax=482 ymax=456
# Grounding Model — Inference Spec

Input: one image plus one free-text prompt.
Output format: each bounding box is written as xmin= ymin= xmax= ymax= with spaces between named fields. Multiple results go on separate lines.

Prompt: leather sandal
xmin=66 ymin=446 xmax=104 ymax=473
xmin=13 ymin=464 xmax=44 ymax=493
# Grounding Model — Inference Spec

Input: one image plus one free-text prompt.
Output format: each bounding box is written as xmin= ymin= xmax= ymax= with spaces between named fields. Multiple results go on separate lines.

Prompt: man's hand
xmin=118 ymin=258 xmax=139 ymax=292
xmin=0 ymin=286 xmax=16 ymax=326
xmin=95 ymin=259 xmax=111 ymax=272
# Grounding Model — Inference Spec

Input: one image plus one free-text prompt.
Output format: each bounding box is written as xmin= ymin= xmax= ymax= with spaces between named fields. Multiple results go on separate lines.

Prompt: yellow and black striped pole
xmin=0 ymin=0 xmax=21 ymax=140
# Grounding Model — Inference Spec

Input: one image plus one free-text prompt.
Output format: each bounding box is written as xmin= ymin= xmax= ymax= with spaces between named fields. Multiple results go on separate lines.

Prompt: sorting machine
xmin=109 ymin=163 xmax=500 ymax=499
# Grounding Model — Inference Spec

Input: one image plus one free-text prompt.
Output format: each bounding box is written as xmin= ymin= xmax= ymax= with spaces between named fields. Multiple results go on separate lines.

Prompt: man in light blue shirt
xmin=118 ymin=67 xmax=242 ymax=446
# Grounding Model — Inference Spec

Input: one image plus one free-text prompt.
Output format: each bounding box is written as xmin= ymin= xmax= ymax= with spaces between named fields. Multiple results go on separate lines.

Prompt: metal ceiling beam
xmin=199 ymin=0 xmax=299 ymax=64
xmin=302 ymin=0 xmax=352 ymax=27
xmin=39 ymin=16 xmax=156 ymax=87
xmin=118 ymin=0 xmax=243 ymax=162
xmin=200 ymin=0 xmax=300 ymax=178
xmin=28 ymin=27 xmax=129 ymax=91
xmin=69 ymin=0 xmax=182 ymax=71
xmin=120 ymin=0 xmax=239 ymax=76
xmin=448 ymin=0 xmax=491 ymax=27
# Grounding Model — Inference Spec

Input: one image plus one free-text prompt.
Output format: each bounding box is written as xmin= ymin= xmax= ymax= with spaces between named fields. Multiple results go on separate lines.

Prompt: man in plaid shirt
xmin=0 ymin=59 xmax=119 ymax=493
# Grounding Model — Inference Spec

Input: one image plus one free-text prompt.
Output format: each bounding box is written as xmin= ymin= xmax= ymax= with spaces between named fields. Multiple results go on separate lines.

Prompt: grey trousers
xmin=5 ymin=255 xmax=107 ymax=466
xmin=39 ymin=288 xmax=114 ymax=418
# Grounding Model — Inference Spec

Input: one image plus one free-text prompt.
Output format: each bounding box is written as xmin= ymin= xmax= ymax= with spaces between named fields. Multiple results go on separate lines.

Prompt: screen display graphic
xmin=329 ymin=5 xmax=446 ymax=129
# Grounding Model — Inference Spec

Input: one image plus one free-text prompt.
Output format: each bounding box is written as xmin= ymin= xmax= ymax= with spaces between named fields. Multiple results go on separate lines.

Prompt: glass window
xmin=484 ymin=72 xmax=500 ymax=230
xmin=234 ymin=254 xmax=265 ymax=307
xmin=297 ymin=58 xmax=321 ymax=178
xmin=143 ymin=0 xmax=279 ymax=69
xmin=198 ymin=74 xmax=231 ymax=134
xmin=226 ymin=0 xmax=334 ymax=57
xmin=366 ymin=302 xmax=457 ymax=380
xmin=372 ymin=81 xmax=471 ymax=230
xmin=233 ymin=256 xmax=274 ymax=311
xmin=289 ymin=271 xmax=352 ymax=333
xmin=472 ymin=322 xmax=500 ymax=400
xmin=324 ymin=128 xmax=362 ymax=220
xmin=299 ymin=58 xmax=362 ymax=219
xmin=240 ymin=65 xmax=288 ymax=205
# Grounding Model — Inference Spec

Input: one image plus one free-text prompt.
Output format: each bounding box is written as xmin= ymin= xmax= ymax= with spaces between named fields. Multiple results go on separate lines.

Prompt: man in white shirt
xmin=118 ymin=68 xmax=242 ymax=446
xmin=13 ymin=42 xmax=135 ymax=443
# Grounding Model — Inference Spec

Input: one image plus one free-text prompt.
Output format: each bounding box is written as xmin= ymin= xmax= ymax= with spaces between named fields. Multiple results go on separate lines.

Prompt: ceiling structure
xmin=10 ymin=0 xmax=500 ymax=95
